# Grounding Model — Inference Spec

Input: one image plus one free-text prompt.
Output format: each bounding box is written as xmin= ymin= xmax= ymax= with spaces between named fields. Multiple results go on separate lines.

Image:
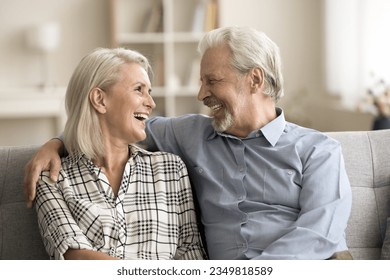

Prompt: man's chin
xmin=212 ymin=119 xmax=232 ymax=133
xmin=210 ymin=109 xmax=234 ymax=132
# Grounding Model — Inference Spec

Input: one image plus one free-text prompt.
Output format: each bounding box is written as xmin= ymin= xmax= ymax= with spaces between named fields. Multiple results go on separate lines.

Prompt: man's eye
xmin=209 ymin=79 xmax=220 ymax=85
xmin=135 ymin=86 xmax=142 ymax=92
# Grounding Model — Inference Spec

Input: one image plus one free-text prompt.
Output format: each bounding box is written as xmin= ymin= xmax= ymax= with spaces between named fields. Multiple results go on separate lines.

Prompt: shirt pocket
xmin=263 ymin=168 xmax=301 ymax=209
xmin=191 ymin=166 xmax=224 ymax=195
xmin=191 ymin=166 xmax=229 ymax=222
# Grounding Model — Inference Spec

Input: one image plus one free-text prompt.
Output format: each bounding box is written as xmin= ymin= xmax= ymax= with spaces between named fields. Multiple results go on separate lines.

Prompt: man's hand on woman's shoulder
xmin=23 ymin=138 xmax=64 ymax=208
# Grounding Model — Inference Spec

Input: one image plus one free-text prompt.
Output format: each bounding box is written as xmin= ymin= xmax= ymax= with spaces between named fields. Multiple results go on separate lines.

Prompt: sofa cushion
xmin=327 ymin=130 xmax=390 ymax=259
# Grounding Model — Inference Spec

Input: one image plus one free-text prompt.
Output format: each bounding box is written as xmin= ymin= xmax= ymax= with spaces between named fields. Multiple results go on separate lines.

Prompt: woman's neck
xmin=93 ymin=144 xmax=130 ymax=197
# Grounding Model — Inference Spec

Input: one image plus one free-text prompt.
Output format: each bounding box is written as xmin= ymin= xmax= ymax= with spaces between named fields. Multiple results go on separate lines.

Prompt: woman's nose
xmin=145 ymin=94 xmax=156 ymax=109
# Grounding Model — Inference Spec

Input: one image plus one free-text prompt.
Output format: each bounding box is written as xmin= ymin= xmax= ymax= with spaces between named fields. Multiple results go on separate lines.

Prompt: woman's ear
xmin=250 ymin=68 xmax=264 ymax=93
xmin=89 ymin=88 xmax=106 ymax=114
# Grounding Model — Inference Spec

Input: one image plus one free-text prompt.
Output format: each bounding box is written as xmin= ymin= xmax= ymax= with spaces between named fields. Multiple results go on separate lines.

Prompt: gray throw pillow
xmin=381 ymin=211 xmax=390 ymax=259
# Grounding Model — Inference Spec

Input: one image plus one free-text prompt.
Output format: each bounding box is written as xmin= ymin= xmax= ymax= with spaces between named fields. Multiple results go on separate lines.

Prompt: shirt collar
xmin=207 ymin=107 xmax=286 ymax=146
xmin=66 ymin=144 xmax=151 ymax=168
xmin=260 ymin=107 xmax=286 ymax=146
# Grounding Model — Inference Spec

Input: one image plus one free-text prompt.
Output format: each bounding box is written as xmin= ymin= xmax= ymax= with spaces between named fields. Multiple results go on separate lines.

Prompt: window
xmin=324 ymin=0 xmax=390 ymax=109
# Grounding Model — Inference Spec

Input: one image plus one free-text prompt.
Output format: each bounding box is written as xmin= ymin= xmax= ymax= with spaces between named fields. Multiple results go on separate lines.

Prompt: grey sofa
xmin=1 ymin=129 xmax=390 ymax=260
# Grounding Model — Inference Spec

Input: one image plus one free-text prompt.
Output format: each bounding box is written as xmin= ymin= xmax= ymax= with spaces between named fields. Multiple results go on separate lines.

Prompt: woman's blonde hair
xmin=64 ymin=48 xmax=152 ymax=160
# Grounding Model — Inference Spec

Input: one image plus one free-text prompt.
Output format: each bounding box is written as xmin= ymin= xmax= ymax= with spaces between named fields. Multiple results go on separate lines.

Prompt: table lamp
xmin=26 ymin=22 xmax=61 ymax=89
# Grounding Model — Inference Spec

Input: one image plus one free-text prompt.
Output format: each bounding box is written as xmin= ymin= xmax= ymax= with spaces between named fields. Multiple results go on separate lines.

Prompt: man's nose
xmin=197 ymin=84 xmax=210 ymax=101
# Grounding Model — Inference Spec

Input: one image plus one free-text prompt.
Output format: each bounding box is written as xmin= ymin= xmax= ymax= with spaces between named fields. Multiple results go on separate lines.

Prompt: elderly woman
xmin=35 ymin=48 xmax=206 ymax=260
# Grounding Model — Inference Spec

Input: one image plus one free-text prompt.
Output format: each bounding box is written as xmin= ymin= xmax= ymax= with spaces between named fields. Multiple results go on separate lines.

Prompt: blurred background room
xmin=1 ymin=0 xmax=390 ymax=146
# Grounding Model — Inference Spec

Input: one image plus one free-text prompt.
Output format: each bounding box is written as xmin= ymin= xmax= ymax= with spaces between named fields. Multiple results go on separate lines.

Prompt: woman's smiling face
xmin=101 ymin=62 xmax=155 ymax=145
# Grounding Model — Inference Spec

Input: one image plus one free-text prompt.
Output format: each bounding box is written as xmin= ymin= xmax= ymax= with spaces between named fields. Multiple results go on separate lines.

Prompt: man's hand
xmin=23 ymin=138 xmax=64 ymax=208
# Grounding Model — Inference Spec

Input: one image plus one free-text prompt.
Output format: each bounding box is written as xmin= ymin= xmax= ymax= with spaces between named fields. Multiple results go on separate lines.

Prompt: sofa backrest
xmin=327 ymin=129 xmax=390 ymax=259
xmin=1 ymin=129 xmax=390 ymax=259
xmin=0 ymin=145 xmax=48 ymax=260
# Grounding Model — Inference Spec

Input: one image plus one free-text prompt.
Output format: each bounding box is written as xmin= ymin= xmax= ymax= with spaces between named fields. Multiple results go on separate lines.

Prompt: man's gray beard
xmin=211 ymin=108 xmax=234 ymax=133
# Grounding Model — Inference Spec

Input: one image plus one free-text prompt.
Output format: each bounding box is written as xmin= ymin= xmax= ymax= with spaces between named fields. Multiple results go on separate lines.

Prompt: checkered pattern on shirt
xmin=35 ymin=145 xmax=206 ymax=260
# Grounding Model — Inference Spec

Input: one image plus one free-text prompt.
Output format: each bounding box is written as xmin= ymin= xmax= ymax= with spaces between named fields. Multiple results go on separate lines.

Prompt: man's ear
xmin=250 ymin=68 xmax=264 ymax=93
xmin=89 ymin=88 xmax=106 ymax=114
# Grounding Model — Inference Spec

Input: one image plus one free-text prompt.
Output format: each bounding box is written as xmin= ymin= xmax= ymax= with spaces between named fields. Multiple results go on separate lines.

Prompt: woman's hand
xmin=64 ymin=249 xmax=119 ymax=260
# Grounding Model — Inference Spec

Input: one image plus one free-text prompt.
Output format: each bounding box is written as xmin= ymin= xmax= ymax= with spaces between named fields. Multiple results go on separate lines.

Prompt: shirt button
xmin=117 ymin=248 xmax=123 ymax=254
xmin=110 ymin=247 xmax=115 ymax=255
xmin=239 ymin=166 xmax=245 ymax=172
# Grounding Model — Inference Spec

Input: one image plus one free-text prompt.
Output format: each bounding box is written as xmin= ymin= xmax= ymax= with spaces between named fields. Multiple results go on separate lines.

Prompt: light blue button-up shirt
xmin=143 ymin=108 xmax=352 ymax=260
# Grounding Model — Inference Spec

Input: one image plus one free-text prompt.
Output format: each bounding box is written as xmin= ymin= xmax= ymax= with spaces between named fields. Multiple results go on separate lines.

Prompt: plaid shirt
xmin=35 ymin=145 xmax=206 ymax=260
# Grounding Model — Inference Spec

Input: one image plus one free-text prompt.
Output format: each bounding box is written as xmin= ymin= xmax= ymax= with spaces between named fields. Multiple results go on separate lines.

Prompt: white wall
xmin=0 ymin=0 xmax=110 ymax=88
xmin=0 ymin=0 xmax=110 ymax=146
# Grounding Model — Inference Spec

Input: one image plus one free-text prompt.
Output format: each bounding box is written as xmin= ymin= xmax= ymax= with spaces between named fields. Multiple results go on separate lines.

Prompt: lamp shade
xmin=26 ymin=22 xmax=60 ymax=53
